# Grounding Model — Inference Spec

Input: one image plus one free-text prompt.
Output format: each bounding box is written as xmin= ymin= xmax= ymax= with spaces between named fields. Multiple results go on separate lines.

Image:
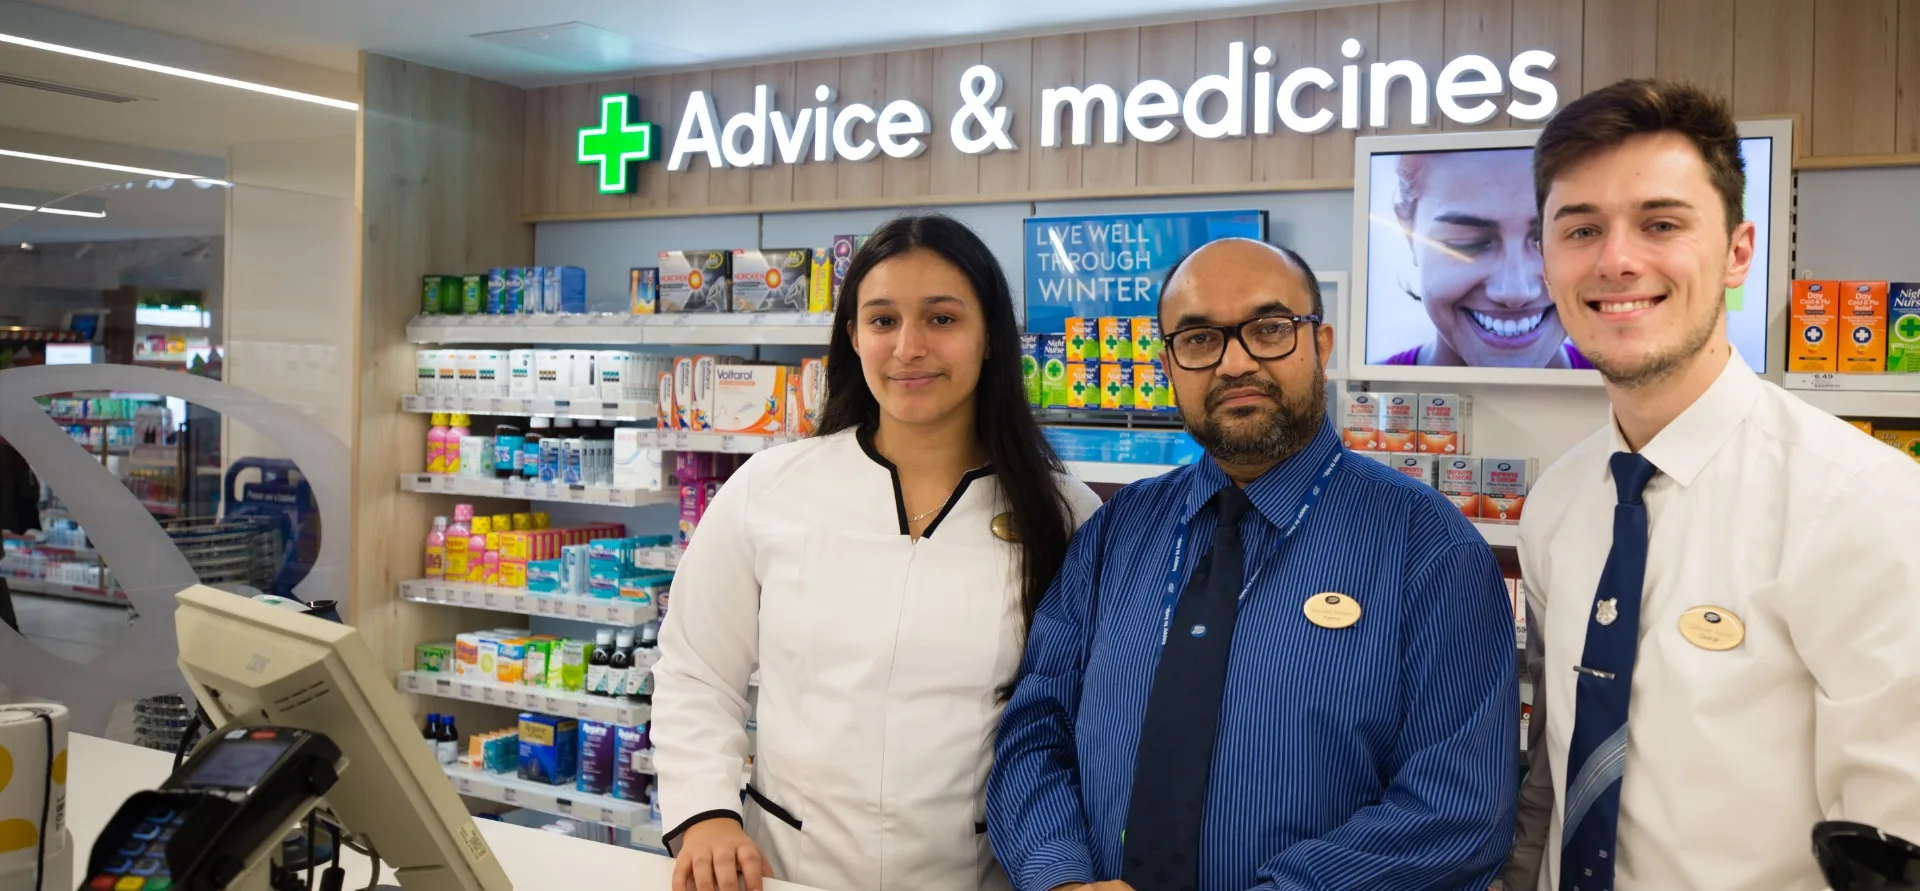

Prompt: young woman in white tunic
xmin=652 ymin=213 xmax=1104 ymax=891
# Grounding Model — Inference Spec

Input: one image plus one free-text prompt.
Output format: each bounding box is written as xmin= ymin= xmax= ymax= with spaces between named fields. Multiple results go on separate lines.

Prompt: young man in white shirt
xmin=1505 ymin=78 xmax=1920 ymax=891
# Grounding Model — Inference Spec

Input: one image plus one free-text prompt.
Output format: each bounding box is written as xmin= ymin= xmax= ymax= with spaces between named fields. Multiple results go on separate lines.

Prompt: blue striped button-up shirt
xmin=988 ymin=421 xmax=1517 ymax=891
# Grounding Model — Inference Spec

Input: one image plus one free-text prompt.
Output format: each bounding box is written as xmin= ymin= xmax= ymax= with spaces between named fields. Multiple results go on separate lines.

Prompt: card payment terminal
xmin=85 ymin=727 xmax=342 ymax=891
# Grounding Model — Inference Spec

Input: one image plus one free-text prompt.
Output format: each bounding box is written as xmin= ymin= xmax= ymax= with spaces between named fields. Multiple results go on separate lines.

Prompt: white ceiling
xmin=23 ymin=0 xmax=1385 ymax=88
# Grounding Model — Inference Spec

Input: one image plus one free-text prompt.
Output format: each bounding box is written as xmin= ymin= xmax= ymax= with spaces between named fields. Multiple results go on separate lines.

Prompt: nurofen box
xmin=657 ymin=370 xmax=678 ymax=430
xmin=1790 ymin=280 xmax=1840 ymax=372
xmin=1132 ymin=318 xmax=1163 ymax=365
xmin=712 ymin=364 xmax=788 ymax=434
xmin=732 ymin=248 xmax=813 ymax=312
xmin=1099 ymin=363 xmax=1133 ymax=410
xmin=658 ymin=249 xmax=732 ymax=313
xmin=1378 ymin=393 xmax=1418 ymax=452
xmin=689 ymin=355 xmax=720 ymax=431
xmin=796 ymin=357 xmax=826 ymax=435
xmin=809 ymin=249 xmax=834 ymax=312
xmin=1020 ymin=334 xmax=1042 ymax=405
xmin=673 ymin=357 xmax=695 ymax=429
xmin=1417 ymin=393 xmax=1472 ymax=454
xmin=1065 ymin=318 xmax=1094 ymax=363
xmin=1067 ymin=364 xmax=1100 ymax=409
xmin=1040 ymin=336 xmax=1070 ymax=408
xmin=1098 ymin=317 xmax=1133 ymax=363
xmin=1840 ymin=281 xmax=1889 ymax=373
xmin=1135 ymin=361 xmax=1171 ymax=412
xmin=1890 ymin=283 xmax=1920 ymax=373
xmin=1341 ymin=393 xmax=1381 ymax=451
xmin=629 ymin=267 xmax=658 ymax=314
xmin=1481 ymin=458 xmax=1535 ymax=525
xmin=1390 ymin=454 xmax=1437 ymax=486
xmin=830 ymin=234 xmax=859 ymax=299
xmin=1437 ymin=457 xmax=1483 ymax=519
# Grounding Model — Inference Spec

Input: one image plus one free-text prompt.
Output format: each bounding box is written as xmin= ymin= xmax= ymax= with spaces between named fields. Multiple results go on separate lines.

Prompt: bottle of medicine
xmin=587 ymin=629 xmax=616 ymax=697
xmin=436 ymin=713 xmax=459 ymax=765
xmin=608 ymin=630 xmax=635 ymax=700
xmin=427 ymin=413 xmax=450 ymax=474
xmin=494 ymin=423 xmax=523 ymax=479
xmin=424 ymin=516 xmax=448 ymax=579
xmin=522 ymin=417 xmax=549 ymax=479
xmin=446 ymin=414 xmax=472 ymax=475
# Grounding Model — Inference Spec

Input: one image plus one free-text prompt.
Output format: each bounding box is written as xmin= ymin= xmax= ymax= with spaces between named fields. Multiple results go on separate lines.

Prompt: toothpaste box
xmin=1341 ymin=393 xmax=1382 ymax=451
xmin=1067 ymin=364 xmax=1100 ymax=410
xmin=1890 ymin=283 xmax=1920 ymax=373
xmin=673 ymin=357 xmax=695 ymax=429
xmin=809 ymin=249 xmax=834 ymax=312
xmin=796 ymin=358 xmax=826 ymax=436
xmin=1378 ymin=393 xmax=1418 ymax=452
xmin=733 ymin=248 xmax=813 ymax=312
xmin=1390 ymin=454 xmax=1437 ymax=486
xmin=689 ymin=355 xmax=720 ymax=431
xmin=659 ymin=250 xmax=732 ymax=313
xmin=1099 ymin=317 xmax=1133 ymax=363
xmin=629 ymin=267 xmax=658 ymax=314
xmin=1135 ymin=361 xmax=1171 ymax=411
xmin=518 ymin=713 xmax=578 ymax=786
xmin=1481 ymin=458 xmax=1535 ymax=525
xmin=1040 ymin=336 xmax=1070 ymax=408
xmin=830 ymin=234 xmax=860 ymax=299
xmin=1437 ymin=457 xmax=1483 ymax=519
xmin=1100 ymin=363 xmax=1133 ymax=410
xmin=1132 ymin=317 xmax=1163 ymax=365
xmin=1790 ymin=280 xmax=1840 ymax=372
xmin=1417 ymin=393 xmax=1472 ymax=454
xmin=1065 ymin=318 xmax=1094 ymax=363
xmin=713 ymin=364 xmax=788 ymax=434
xmin=577 ymin=720 xmax=616 ymax=796
xmin=1841 ymin=281 xmax=1888 ymax=373
xmin=1021 ymin=334 xmax=1042 ymax=405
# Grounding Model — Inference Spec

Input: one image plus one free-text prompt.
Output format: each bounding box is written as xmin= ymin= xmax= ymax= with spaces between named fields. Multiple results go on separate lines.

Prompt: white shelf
xmin=5 ymin=577 xmax=123 ymax=604
xmin=399 ymin=671 xmax=652 ymax=725
xmin=405 ymin=313 xmax=833 ymax=346
xmin=1783 ymin=373 xmax=1920 ymax=417
xmin=401 ymin=579 xmax=664 ymax=625
xmin=404 ymin=395 xmax=653 ymax=421
xmin=1473 ymin=522 xmax=1520 ymax=548
xmin=1063 ymin=461 xmax=1182 ymax=485
xmin=443 ymin=763 xmax=661 ymax=842
xmin=398 ymin=473 xmax=675 ymax=507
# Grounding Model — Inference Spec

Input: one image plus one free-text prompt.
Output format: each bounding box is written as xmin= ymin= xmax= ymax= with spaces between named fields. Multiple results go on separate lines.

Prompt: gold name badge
xmin=991 ymin=512 xmax=1019 ymax=542
xmin=1304 ymin=592 xmax=1362 ymax=629
xmin=1678 ymin=606 xmax=1746 ymax=651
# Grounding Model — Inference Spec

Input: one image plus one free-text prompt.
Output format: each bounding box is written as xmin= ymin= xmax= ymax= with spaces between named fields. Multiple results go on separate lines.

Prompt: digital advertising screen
xmin=1024 ymin=209 xmax=1267 ymax=335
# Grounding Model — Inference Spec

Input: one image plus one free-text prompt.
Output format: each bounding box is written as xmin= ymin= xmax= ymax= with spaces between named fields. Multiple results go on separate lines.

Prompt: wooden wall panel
xmin=668 ymin=71 xmax=713 ymax=207
xmin=1030 ymin=34 xmax=1086 ymax=192
xmin=707 ymin=67 xmax=756 ymax=207
xmin=547 ymin=82 xmax=596 ymax=219
xmin=1374 ymin=0 xmax=1447 ymax=135
xmin=1442 ymin=0 xmax=1513 ymax=130
xmin=1812 ymin=0 xmax=1899 ymax=156
xmin=520 ymin=76 xmax=555 ymax=217
xmin=1080 ymin=29 xmax=1140 ymax=191
xmin=1193 ymin=17 xmax=1256 ymax=184
xmin=1312 ymin=4 xmax=1380 ymax=179
xmin=1732 ymin=0 xmax=1814 ymax=132
xmin=977 ymin=39 xmax=1033 ymax=195
xmin=792 ymin=58 xmax=841 ymax=203
xmin=837 ymin=53 xmax=888 ymax=201
xmin=1656 ymin=0 xmax=1735 ymax=101
xmin=634 ymin=75 xmax=674 ymax=210
xmin=1252 ymin=11 xmax=1316 ymax=182
xmin=1512 ymin=0 xmax=1583 ymax=123
xmin=882 ymin=50 xmax=936 ymax=199
xmin=1136 ymin=22 xmax=1198 ymax=187
xmin=1582 ymin=0 xmax=1657 ymax=89
xmin=1896 ymin=0 xmax=1920 ymax=154
xmin=750 ymin=64 xmax=796 ymax=206
xmin=931 ymin=44 xmax=984 ymax=196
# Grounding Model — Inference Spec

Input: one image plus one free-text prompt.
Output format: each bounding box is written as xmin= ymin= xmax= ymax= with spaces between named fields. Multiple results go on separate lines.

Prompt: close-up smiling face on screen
xmin=1393 ymin=148 xmax=1571 ymax=368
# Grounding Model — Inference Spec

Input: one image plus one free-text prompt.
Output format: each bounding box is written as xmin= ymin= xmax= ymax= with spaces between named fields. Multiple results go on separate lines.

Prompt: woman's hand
xmin=674 ymin=817 xmax=774 ymax=891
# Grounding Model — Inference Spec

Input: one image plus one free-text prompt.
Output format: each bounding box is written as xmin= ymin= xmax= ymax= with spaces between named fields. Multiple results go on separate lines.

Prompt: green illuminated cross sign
xmin=578 ymin=93 xmax=656 ymax=194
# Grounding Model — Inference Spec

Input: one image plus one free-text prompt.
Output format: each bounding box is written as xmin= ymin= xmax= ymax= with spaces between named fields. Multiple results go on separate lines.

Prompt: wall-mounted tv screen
xmin=1349 ymin=120 xmax=1790 ymax=385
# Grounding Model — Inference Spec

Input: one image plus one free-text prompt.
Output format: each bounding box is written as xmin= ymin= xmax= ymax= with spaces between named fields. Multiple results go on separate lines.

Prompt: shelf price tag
xmin=433 ymin=679 xmax=452 ymax=696
xmin=458 ymin=684 xmax=478 ymax=702
xmin=414 ymin=475 xmax=434 ymax=490
xmin=555 ymin=799 xmax=574 ymax=817
xmin=436 ymin=476 xmax=458 ymax=494
xmin=567 ymin=486 xmax=587 ymax=502
xmin=512 ymin=595 xmax=531 ymax=613
xmin=608 ymin=489 xmax=628 ymax=505
xmin=502 ymin=787 xmax=519 ymax=805
xmin=1809 ymin=373 xmax=1840 ymax=390
xmin=456 ymin=777 xmax=475 ymax=796
xmin=482 ymin=590 xmax=499 ymax=609
xmin=490 ymin=398 xmax=507 ymax=412
xmin=575 ymin=602 xmax=592 ymax=620
xmin=534 ymin=597 xmax=554 ymax=616
xmin=482 ymin=686 xmax=499 ymax=705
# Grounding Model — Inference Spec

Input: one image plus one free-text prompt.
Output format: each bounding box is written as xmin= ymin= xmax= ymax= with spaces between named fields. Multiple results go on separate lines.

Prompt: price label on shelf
xmin=458 ymin=684 xmax=478 ymax=702
xmin=413 ymin=475 xmax=434 ymax=490
xmin=436 ymin=476 xmax=458 ymax=494
xmin=541 ymin=483 xmax=560 ymax=501
xmin=608 ymin=489 xmax=628 ymax=505
xmin=502 ymin=787 xmax=519 ymax=805
xmin=555 ymin=799 xmax=574 ymax=817
xmin=601 ymin=402 xmax=621 ymax=415
xmin=1809 ymin=373 xmax=1840 ymax=390
xmin=567 ymin=486 xmax=587 ymax=502
xmin=672 ymin=433 xmax=691 ymax=451
xmin=575 ymin=602 xmax=592 ymax=620
xmin=489 ymin=398 xmax=508 ymax=412
xmin=433 ymin=679 xmax=452 ymax=696
xmin=512 ymin=595 xmax=531 ymax=613
xmin=456 ymin=777 xmax=475 ymax=796
xmin=482 ymin=686 xmax=499 ymax=705
xmin=747 ymin=313 xmax=773 ymax=326
xmin=534 ymin=597 xmax=555 ymax=616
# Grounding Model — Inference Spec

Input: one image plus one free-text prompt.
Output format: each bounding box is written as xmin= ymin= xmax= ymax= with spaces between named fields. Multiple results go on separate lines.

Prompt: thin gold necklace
xmin=908 ymin=503 xmax=944 ymax=524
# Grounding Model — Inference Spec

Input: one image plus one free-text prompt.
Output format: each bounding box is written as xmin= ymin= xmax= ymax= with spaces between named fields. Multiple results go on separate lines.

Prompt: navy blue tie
xmin=1560 ymin=451 xmax=1659 ymax=891
xmin=1122 ymin=486 xmax=1252 ymax=891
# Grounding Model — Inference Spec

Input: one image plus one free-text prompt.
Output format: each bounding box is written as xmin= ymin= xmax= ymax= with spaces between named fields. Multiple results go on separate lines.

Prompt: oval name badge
xmin=1304 ymin=592 xmax=1362 ymax=629
xmin=1678 ymin=605 xmax=1746 ymax=651
xmin=991 ymin=512 xmax=1019 ymax=542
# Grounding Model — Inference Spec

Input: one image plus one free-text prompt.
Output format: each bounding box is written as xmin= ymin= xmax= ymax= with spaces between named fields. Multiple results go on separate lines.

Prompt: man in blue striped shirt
xmin=988 ymin=239 xmax=1518 ymax=891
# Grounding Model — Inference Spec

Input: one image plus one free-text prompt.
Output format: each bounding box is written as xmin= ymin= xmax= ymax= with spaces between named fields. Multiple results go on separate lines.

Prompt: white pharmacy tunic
xmin=652 ymin=428 xmax=1103 ymax=891
xmin=1517 ymin=348 xmax=1920 ymax=891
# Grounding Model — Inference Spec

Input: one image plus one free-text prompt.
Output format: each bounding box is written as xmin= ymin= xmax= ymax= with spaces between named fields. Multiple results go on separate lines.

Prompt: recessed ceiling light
xmin=0 ymin=31 xmax=358 ymax=111
xmin=0 ymin=148 xmax=228 ymax=185
xmin=0 ymin=201 xmax=105 ymax=218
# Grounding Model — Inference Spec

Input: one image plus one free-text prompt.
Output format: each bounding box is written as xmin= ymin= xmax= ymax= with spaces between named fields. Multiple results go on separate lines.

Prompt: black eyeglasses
xmin=1815 ymin=822 xmax=1920 ymax=890
xmin=1162 ymin=313 xmax=1322 ymax=371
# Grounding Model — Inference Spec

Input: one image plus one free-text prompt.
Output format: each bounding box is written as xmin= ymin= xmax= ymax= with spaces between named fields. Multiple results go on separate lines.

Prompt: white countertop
xmin=68 ymin=734 xmax=821 ymax=890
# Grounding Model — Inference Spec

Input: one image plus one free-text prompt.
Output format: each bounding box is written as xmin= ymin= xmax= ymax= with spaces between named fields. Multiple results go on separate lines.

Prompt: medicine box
xmin=1132 ymin=318 xmax=1163 ymax=365
xmin=1021 ymin=334 xmax=1041 ymax=405
xmin=1067 ymin=364 xmax=1100 ymax=410
xmin=657 ymin=371 xmax=679 ymax=430
xmin=712 ymin=364 xmax=788 ymax=434
xmin=1389 ymin=454 xmax=1437 ymax=486
xmin=797 ymin=358 xmax=825 ymax=435
xmin=659 ymin=250 xmax=732 ymax=313
xmin=1889 ymin=283 xmax=1920 ymax=373
xmin=733 ymin=248 xmax=813 ymax=313
xmin=690 ymin=355 xmax=720 ymax=431
xmin=1417 ymin=394 xmax=1472 ymax=454
xmin=415 ymin=643 xmax=451 ymax=673
xmin=1875 ymin=429 xmax=1920 ymax=463
xmin=830 ymin=235 xmax=859 ymax=299
xmin=1065 ymin=318 xmax=1094 ymax=363
xmin=614 ymin=430 xmax=667 ymax=490
xmin=673 ymin=357 xmax=695 ymax=429
xmin=1848 ymin=419 xmax=1874 ymax=436
xmin=415 ymin=349 xmax=439 ymax=396
xmin=1100 ymin=363 xmax=1133 ymax=410
xmin=1135 ymin=361 xmax=1171 ymax=412
xmin=547 ymin=266 xmax=587 ymax=314
xmin=1378 ymin=393 xmax=1418 ymax=452
xmin=535 ymin=350 xmax=572 ymax=400
xmin=809 ymin=249 xmax=834 ymax=313
xmin=1481 ymin=458 xmax=1535 ymax=525
xmin=518 ymin=713 xmax=579 ymax=786
xmin=577 ymin=720 xmax=616 ymax=796
xmin=1840 ymin=281 xmax=1888 ymax=373
xmin=1436 ymin=457 xmax=1482 ymax=519
xmin=1099 ymin=318 xmax=1132 ymax=363
xmin=614 ymin=724 xmax=651 ymax=803
xmin=556 ymin=640 xmax=590 ymax=692
xmin=433 ymin=350 xmax=459 ymax=396
xmin=1040 ymin=337 xmax=1070 ymax=409
xmin=508 ymin=350 xmax=535 ymax=399
xmin=629 ymin=267 xmax=658 ymax=314
xmin=421 ymin=275 xmax=449 ymax=314
xmin=1341 ymin=393 xmax=1381 ymax=451
xmin=569 ymin=351 xmax=599 ymax=403
xmin=1790 ymin=281 xmax=1840 ymax=372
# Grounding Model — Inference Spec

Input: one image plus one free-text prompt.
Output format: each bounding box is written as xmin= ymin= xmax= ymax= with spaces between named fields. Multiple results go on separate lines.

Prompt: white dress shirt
xmin=1520 ymin=348 xmax=1920 ymax=891
xmin=651 ymin=428 xmax=1103 ymax=891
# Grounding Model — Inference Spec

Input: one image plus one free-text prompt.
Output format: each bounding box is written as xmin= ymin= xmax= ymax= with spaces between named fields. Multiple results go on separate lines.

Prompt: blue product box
xmin=526 ymin=559 xmax=564 ymax=594
xmin=554 ymin=266 xmax=587 ymax=314
xmin=577 ymin=720 xmax=616 ymax=796
xmin=503 ymin=267 xmax=525 ymax=314
xmin=1890 ymin=282 xmax=1920 ymax=373
xmin=614 ymin=723 xmax=652 ymax=802
xmin=587 ymin=571 xmax=622 ymax=600
xmin=488 ymin=268 xmax=506 ymax=315
xmin=517 ymin=713 xmax=578 ymax=786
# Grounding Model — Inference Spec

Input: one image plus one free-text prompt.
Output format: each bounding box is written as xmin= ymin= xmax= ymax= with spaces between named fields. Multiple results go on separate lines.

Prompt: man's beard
xmin=1585 ymin=288 xmax=1722 ymax=390
xmin=1179 ymin=363 xmax=1327 ymax=467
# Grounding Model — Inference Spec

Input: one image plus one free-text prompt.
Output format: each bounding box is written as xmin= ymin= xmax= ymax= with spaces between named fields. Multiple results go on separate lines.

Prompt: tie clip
xmin=1572 ymin=665 xmax=1617 ymax=680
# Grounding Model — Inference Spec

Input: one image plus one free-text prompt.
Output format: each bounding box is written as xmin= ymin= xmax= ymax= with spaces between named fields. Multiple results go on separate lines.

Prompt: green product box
xmin=523 ymin=639 xmax=553 ymax=687
xmin=459 ymin=274 xmax=482 ymax=314
xmin=421 ymin=275 xmax=447 ymax=314
xmin=556 ymin=639 xmax=591 ymax=693
xmin=1890 ymin=283 xmax=1920 ymax=372
xmin=1020 ymin=334 xmax=1042 ymax=405
xmin=1040 ymin=335 xmax=1070 ymax=408
xmin=414 ymin=643 xmax=452 ymax=673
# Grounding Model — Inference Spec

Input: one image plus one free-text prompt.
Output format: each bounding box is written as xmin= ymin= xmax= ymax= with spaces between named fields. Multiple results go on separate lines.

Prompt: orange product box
xmin=1417 ymin=393 xmax=1471 ymax=454
xmin=656 ymin=370 xmax=678 ymax=430
xmin=1480 ymin=457 xmax=1535 ymax=525
xmin=1065 ymin=318 xmax=1094 ymax=363
xmin=1436 ymin=457 xmax=1483 ymax=519
xmin=1790 ymin=280 xmax=1840 ymax=372
xmin=796 ymin=357 xmax=825 ymax=436
xmin=1378 ymin=393 xmax=1418 ymax=452
xmin=1847 ymin=419 xmax=1874 ymax=436
xmin=1341 ymin=393 xmax=1381 ymax=451
xmin=1840 ymin=281 xmax=1889 ymax=373
xmin=1874 ymin=429 xmax=1920 ymax=464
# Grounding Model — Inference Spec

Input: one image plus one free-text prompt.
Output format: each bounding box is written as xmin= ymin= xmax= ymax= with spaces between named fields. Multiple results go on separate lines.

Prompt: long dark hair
xmin=817 ymin=213 xmax=1074 ymax=639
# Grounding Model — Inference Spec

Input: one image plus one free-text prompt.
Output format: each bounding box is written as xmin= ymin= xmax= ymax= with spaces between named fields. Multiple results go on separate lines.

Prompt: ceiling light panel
xmin=0 ymin=31 xmax=358 ymax=111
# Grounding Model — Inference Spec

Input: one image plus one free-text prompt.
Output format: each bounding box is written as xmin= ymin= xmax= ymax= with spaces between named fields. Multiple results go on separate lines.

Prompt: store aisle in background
xmin=2 ymin=593 xmax=141 ymax=741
